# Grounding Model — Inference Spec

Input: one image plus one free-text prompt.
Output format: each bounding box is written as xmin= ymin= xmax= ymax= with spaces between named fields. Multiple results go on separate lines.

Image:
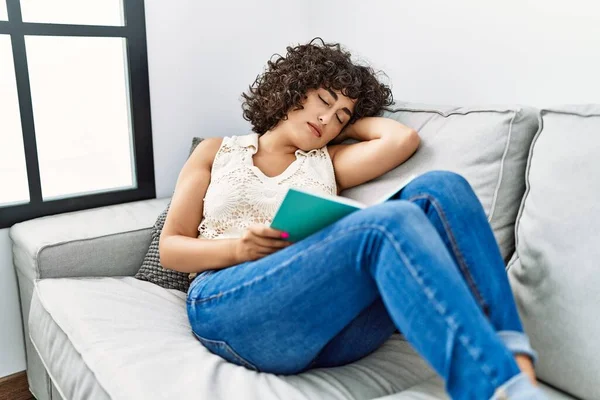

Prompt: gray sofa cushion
xmin=134 ymin=137 xmax=204 ymax=292
xmin=507 ymin=105 xmax=600 ymax=400
xmin=29 ymin=276 xmax=577 ymax=400
xmin=10 ymin=197 xmax=170 ymax=400
xmin=342 ymin=103 xmax=540 ymax=263
xmin=29 ymin=276 xmax=436 ymax=400
xmin=10 ymin=198 xmax=170 ymax=281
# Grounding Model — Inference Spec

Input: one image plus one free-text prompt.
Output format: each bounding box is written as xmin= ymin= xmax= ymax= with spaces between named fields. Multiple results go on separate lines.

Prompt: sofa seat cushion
xmin=29 ymin=276 xmax=439 ymax=400
xmin=373 ymin=376 xmax=573 ymax=400
xmin=28 ymin=276 xmax=576 ymax=400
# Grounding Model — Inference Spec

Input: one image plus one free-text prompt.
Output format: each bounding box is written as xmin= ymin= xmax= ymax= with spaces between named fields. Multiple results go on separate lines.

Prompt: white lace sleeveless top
xmin=198 ymin=132 xmax=337 ymax=241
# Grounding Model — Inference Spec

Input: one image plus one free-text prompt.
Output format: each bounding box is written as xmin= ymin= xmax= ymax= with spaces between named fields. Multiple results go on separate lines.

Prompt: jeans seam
xmin=375 ymin=222 xmax=501 ymax=387
xmin=405 ymin=194 xmax=491 ymax=317
xmin=186 ymin=270 xmax=217 ymax=301
xmin=191 ymin=221 xmax=500 ymax=386
xmin=191 ymin=330 xmax=259 ymax=371
xmin=188 ymin=224 xmax=380 ymax=305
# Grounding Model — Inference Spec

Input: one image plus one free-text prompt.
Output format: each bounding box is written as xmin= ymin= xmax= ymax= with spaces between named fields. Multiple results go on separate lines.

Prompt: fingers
xmin=249 ymin=223 xmax=287 ymax=240
xmin=251 ymin=244 xmax=288 ymax=261
xmin=254 ymin=236 xmax=291 ymax=249
xmin=244 ymin=224 xmax=292 ymax=260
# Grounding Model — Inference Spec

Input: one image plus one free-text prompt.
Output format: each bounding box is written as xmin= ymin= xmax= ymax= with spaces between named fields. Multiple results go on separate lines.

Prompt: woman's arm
xmin=159 ymin=137 xmax=240 ymax=273
xmin=328 ymin=117 xmax=420 ymax=192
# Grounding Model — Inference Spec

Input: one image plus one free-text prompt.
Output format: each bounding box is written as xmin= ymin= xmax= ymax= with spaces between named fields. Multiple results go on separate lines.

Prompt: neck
xmin=258 ymin=124 xmax=298 ymax=156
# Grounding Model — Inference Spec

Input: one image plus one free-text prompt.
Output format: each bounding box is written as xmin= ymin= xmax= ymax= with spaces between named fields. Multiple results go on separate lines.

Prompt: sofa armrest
xmin=10 ymin=197 xmax=170 ymax=282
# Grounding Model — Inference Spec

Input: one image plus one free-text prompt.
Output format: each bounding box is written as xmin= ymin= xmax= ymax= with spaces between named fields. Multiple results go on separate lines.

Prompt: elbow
xmin=412 ymin=130 xmax=421 ymax=154
xmin=158 ymin=234 xmax=174 ymax=271
xmin=398 ymin=127 xmax=420 ymax=155
xmin=408 ymin=128 xmax=420 ymax=149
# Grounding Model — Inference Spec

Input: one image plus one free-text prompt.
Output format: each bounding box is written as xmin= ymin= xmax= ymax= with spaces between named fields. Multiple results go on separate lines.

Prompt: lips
xmin=307 ymin=122 xmax=322 ymax=137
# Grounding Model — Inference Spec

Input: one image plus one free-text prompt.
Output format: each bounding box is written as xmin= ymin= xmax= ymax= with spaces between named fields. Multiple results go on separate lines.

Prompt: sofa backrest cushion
xmin=342 ymin=103 xmax=540 ymax=262
xmin=506 ymin=105 xmax=600 ymax=399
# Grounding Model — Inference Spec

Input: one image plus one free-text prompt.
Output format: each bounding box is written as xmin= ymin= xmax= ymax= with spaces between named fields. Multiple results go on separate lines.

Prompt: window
xmin=20 ymin=0 xmax=124 ymax=26
xmin=0 ymin=0 xmax=154 ymax=228
xmin=0 ymin=35 xmax=28 ymax=206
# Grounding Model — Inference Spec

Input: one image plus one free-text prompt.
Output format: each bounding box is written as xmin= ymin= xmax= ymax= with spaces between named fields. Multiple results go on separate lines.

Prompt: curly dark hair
xmin=241 ymin=37 xmax=394 ymax=134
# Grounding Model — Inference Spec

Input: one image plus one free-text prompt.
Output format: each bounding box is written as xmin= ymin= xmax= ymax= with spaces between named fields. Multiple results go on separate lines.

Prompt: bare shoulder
xmin=161 ymin=137 xmax=224 ymax=239
xmin=187 ymin=137 xmax=224 ymax=170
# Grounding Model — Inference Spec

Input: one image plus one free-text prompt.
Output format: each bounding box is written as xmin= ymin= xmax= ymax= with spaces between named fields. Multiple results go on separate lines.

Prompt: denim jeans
xmin=186 ymin=170 xmax=547 ymax=400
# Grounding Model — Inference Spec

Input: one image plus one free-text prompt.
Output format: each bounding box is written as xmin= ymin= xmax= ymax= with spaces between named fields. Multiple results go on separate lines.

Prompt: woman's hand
xmin=234 ymin=224 xmax=293 ymax=263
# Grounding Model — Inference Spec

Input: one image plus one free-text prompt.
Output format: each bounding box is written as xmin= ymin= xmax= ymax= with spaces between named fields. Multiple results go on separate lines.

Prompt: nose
xmin=318 ymin=110 xmax=336 ymax=125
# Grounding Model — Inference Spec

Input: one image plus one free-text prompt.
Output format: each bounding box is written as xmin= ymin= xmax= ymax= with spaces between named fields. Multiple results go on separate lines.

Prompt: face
xmin=283 ymin=87 xmax=356 ymax=150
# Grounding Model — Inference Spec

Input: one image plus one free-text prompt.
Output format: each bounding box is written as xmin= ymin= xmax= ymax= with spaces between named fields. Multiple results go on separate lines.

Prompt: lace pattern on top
xmin=198 ymin=133 xmax=337 ymax=242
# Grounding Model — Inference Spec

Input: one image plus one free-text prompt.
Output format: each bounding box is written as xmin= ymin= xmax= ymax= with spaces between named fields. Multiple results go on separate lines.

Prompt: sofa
xmin=10 ymin=102 xmax=599 ymax=400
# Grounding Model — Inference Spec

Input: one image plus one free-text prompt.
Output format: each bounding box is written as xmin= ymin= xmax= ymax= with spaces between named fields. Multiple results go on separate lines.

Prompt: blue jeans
xmin=186 ymin=170 xmax=546 ymax=400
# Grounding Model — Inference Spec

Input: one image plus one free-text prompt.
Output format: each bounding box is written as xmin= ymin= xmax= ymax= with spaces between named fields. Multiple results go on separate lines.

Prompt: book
xmin=270 ymin=174 xmax=418 ymax=242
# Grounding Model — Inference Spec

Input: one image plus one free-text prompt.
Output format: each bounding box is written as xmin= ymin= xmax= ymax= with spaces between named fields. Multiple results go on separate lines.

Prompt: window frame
xmin=0 ymin=0 xmax=155 ymax=229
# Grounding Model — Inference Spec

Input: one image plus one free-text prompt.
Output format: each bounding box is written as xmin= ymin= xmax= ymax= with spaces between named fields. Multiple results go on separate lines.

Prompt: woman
xmin=159 ymin=38 xmax=546 ymax=400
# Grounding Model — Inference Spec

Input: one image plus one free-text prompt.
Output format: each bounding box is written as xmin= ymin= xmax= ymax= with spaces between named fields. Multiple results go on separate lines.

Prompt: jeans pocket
xmin=187 ymin=270 xmax=218 ymax=301
xmin=191 ymin=330 xmax=259 ymax=372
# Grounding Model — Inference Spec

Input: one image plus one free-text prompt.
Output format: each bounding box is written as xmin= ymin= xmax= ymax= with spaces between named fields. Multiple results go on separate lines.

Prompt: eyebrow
xmin=326 ymin=88 xmax=353 ymax=118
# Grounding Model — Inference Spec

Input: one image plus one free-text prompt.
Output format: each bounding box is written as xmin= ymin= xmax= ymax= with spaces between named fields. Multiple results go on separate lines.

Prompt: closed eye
xmin=319 ymin=95 xmax=344 ymax=124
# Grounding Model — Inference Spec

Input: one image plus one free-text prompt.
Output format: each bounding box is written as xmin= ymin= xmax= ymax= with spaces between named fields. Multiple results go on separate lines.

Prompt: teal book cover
xmin=270 ymin=174 xmax=417 ymax=243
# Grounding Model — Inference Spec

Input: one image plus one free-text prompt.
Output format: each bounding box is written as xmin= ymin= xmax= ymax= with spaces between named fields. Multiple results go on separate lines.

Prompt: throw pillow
xmin=134 ymin=137 xmax=204 ymax=292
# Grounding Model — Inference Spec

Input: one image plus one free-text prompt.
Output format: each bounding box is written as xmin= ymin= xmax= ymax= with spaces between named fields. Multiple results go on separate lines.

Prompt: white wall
xmin=146 ymin=0 xmax=312 ymax=197
xmin=149 ymin=0 xmax=600 ymax=197
xmin=2 ymin=0 xmax=599 ymax=378
xmin=305 ymin=0 xmax=600 ymax=108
